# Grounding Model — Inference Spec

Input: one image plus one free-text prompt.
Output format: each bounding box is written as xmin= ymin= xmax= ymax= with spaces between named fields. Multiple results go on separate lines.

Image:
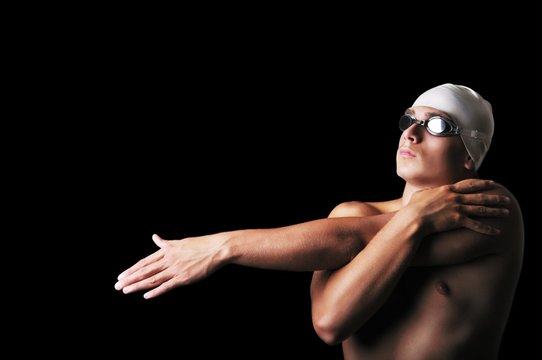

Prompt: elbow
xmin=312 ymin=314 xmax=348 ymax=346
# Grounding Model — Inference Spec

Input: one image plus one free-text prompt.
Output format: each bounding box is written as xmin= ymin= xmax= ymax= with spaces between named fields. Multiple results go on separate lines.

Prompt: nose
xmin=402 ymin=123 xmax=423 ymax=143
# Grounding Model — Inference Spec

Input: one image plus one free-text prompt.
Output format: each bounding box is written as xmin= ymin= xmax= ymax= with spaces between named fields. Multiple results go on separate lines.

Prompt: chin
xmin=397 ymin=165 xmax=436 ymax=185
xmin=396 ymin=163 xmax=420 ymax=181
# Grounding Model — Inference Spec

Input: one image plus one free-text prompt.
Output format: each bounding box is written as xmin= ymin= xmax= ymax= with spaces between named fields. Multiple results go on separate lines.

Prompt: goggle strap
xmin=461 ymin=129 xmax=487 ymax=141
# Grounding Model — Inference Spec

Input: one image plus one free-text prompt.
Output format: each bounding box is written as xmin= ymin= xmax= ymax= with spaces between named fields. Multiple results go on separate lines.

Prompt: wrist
xmin=398 ymin=207 xmax=428 ymax=241
xmin=216 ymin=230 xmax=242 ymax=266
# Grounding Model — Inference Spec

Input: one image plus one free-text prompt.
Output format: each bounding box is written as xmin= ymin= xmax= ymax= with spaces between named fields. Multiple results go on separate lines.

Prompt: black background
xmin=108 ymin=28 xmax=536 ymax=358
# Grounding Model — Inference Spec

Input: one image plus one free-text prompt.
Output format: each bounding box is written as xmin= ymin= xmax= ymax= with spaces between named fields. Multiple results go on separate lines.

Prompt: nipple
xmin=435 ymin=281 xmax=451 ymax=296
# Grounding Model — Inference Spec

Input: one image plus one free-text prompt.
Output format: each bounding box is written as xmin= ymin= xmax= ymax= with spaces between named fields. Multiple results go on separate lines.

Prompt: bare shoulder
xmin=329 ymin=201 xmax=384 ymax=218
xmin=484 ymin=182 xmax=523 ymax=226
xmin=484 ymin=181 xmax=517 ymax=198
xmin=413 ymin=181 xmax=524 ymax=267
xmin=489 ymin=182 xmax=524 ymax=244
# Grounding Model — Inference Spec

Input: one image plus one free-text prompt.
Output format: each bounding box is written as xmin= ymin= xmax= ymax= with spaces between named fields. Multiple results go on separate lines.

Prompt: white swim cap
xmin=412 ymin=83 xmax=494 ymax=170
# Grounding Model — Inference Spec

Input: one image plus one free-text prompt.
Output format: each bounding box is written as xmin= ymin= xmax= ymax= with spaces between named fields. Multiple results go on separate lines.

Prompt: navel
xmin=435 ymin=280 xmax=451 ymax=296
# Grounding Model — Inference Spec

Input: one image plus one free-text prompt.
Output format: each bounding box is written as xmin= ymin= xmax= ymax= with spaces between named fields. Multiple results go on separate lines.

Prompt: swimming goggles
xmin=399 ymin=114 xmax=461 ymax=137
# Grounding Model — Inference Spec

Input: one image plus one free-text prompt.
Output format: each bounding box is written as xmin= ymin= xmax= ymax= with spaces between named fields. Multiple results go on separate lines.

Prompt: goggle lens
xmin=399 ymin=114 xmax=457 ymax=136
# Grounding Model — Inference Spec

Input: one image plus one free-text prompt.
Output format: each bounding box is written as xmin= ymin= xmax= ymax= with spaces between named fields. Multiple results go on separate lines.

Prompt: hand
xmin=114 ymin=233 xmax=228 ymax=299
xmin=407 ymin=179 xmax=510 ymax=236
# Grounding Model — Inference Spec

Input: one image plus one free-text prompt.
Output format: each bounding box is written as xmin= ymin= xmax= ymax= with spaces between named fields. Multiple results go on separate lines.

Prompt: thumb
xmin=152 ymin=234 xmax=169 ymax=248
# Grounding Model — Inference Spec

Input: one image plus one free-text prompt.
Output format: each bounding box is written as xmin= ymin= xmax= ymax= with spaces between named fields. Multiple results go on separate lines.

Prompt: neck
xmin=401 ymin=182 xmax=428 ymax=206
xmin=401 ymin=171 xmax=478 ymax=206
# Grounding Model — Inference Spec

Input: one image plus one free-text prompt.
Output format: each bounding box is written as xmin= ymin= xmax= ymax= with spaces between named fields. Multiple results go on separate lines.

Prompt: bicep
xmin=311 ymin=202 xmax=382 ymax=290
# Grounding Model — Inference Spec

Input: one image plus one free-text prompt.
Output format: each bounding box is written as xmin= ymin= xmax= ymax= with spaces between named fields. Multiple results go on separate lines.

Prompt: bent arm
xmin=310 ymin=181 xmax=511 ymax=344
xmin=311 ymin=208 xmax=423 ymax=344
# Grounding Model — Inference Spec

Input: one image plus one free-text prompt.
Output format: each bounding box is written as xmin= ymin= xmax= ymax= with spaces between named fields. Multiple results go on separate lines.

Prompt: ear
xmin=464 ymin=155 xmax=475 ymax=170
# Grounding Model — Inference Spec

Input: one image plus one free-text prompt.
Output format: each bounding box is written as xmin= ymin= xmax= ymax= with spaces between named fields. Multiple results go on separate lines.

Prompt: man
xmin=115 ymin=84 xmax=523 ymax=359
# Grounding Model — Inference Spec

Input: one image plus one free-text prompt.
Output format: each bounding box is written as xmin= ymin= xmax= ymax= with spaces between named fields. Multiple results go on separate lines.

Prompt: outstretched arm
xmin=115 ymin=214 xmax=392 ymax=299
xmin=115 ymin=180 xmax=508 ymax=300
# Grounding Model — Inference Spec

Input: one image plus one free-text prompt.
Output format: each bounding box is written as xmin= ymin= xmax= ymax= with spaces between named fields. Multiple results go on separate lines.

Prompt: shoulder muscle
xmin=329 ymin=201 xmax=381 ymax=218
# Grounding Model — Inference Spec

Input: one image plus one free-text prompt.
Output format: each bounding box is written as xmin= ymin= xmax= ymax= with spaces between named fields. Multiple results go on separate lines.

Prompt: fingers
xmin=143 ymin=278 xmax=178 ymax=299
xmin=461 ymin=217 xmax=501 ymax=236
xmin=117 ymin=235 xmax=169 ymax=280
xmin=450 ymin=179 xmax=495 ymax=193
xmin=117 ymin=251 xmax=165 ymax=281
xmin=121 ymin=269 xmax=174 ymax=295
xmin=152 ymin=234 xmax=169 ymax=248
xmin=461 ymin=205 xmax=510 ymax=217
xmin=457 ymin=193 xmax=511 ymax=206
xmin=115 ymin=258 xmax=167 ymax=291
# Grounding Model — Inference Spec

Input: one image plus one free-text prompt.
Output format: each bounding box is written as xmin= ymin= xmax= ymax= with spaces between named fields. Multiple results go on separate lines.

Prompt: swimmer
xmin=116 ymin=84 xmax=524 ymax=359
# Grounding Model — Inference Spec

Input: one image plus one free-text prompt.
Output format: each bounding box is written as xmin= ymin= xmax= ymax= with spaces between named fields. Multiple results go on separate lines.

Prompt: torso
xmin=341 ymin=194 xmax=524 ymax=360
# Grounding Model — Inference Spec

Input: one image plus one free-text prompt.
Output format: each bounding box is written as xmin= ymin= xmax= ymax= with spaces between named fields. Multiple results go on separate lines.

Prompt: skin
xmin=115 ymin=106 xmax=523 ymax=359
xmin=311 ymin=107 xmax=524 ymax=359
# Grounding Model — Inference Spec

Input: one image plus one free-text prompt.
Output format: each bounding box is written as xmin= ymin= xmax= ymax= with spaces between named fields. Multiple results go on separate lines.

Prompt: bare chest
xmin=347 ymin=257 xmax=513 ymax=358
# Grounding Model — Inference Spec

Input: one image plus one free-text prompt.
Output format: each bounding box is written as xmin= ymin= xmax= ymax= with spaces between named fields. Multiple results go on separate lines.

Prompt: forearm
xmin=311 ymin=209 xmax=423 ymax=344
xmin=223 ymin=214 xmax=392 ymax=271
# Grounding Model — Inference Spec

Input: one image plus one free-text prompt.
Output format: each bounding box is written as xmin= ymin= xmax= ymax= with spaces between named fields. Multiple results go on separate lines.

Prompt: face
xmin=396 ymin=106 xmax=470 ymax=186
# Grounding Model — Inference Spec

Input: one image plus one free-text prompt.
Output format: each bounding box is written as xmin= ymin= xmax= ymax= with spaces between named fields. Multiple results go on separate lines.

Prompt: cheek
xmin=424 ymin=139 xmax=454 ymax=163
xmin=426 ymin=138 xmax=465 ymax=166
xmin=446 ymin=138 xmax=469 ymax=161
